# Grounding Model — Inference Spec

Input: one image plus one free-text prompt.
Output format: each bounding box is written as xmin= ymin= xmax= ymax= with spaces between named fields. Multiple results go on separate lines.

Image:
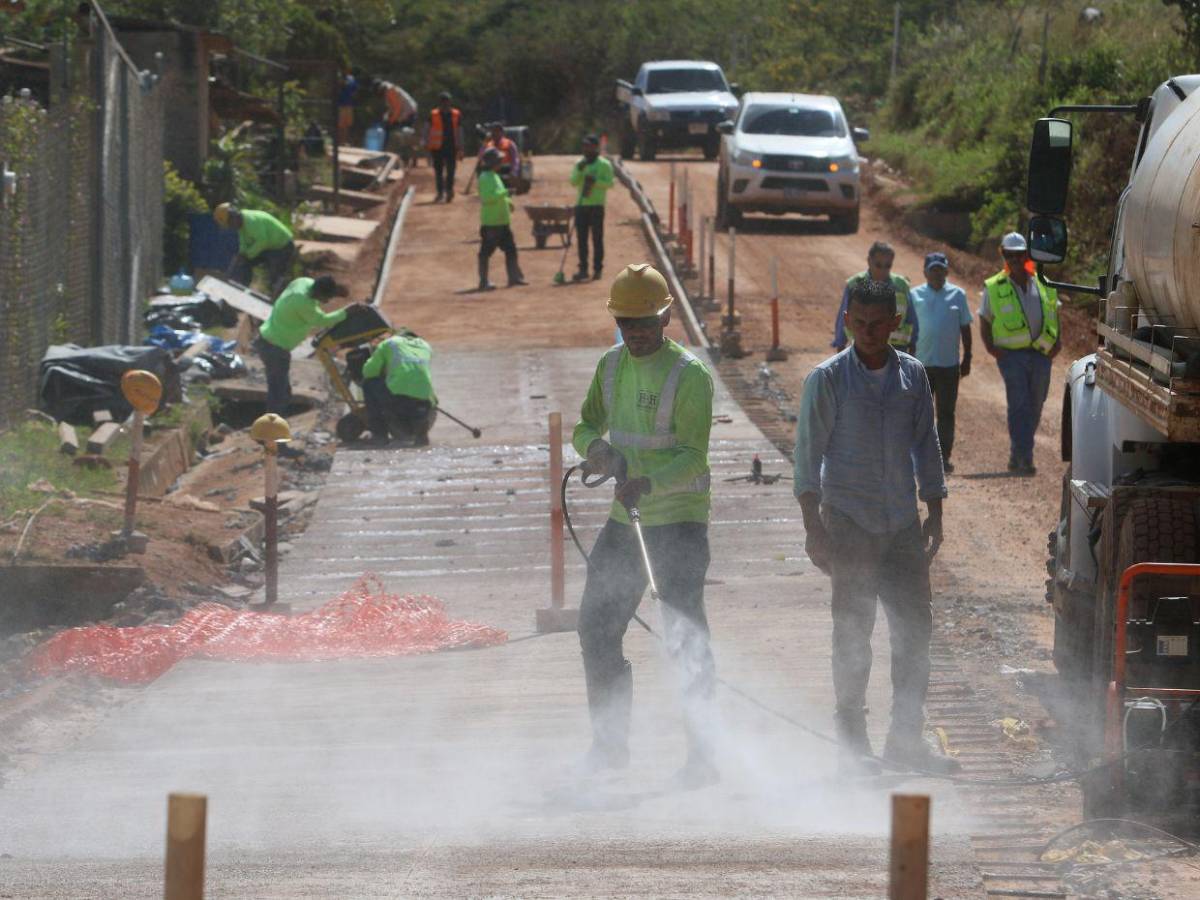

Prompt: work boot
xmin=882 ymin=730 xmax=962 ymax=775
xmin=669 ymin=721 xmax=720 ymax=790
xmin=1019 ymin=458 xmax=1037 ymax=476
xmin=446 ymin=190 xmax=454 ymax=203
xmin=593 ymin=267 xmax=603 ymax=281
xmin=572 ymin=268 xmax=589 ymax=282
xmin=506 ymin=257 xmax=527 ymax=287
xmin=1007 ymin=455 xmax=1020 ymax=473
xmin=433 ymin=192 xmax=444 ymax=203
xmin=942 ymin=457 xmax=955 ymax=474
xmin=477 ymin=258 xmax=495 ymax=292
xmin=835 ymin=709 xmax=882 ymax=777
xmin=582 ymin=661 xmax=632 ymax=774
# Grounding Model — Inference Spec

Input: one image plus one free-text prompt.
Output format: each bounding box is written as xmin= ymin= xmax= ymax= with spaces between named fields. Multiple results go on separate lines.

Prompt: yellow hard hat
xmin=606 ymin=263 xmax=673 ymax=318
xmin=213 ymin=202 xmax=234 ymax=228
xmin=120 ymin=369 xmax=163 ymax=415
xmin=250 ymin=413 xmax=292 ymax=446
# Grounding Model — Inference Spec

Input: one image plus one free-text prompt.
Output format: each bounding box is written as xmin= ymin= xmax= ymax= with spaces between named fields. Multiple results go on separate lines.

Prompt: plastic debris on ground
xmin=26 ymin=575 xmax=508 ymax=685
xmin=144 ymin=324 xmax=237 ymax=354
xmin=993 ymin=716 xmax=1039 ymax=749
xmin=1042 ymin=839 xmax=1149 ymax=864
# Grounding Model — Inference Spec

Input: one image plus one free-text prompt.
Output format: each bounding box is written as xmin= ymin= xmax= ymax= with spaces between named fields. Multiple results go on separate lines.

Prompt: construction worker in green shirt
xmin=573 ymin=263 xmax=719 ymax=789
xmin=476 ymin=147 xmax=526 ymax=291
xmin=358 ymin=330 xmax=438 ymax=446
xmin=570 ymin=134 xmax=615 ymax=282
xmin=214 ymin=203 xmax=296 ymax=296
xmin=255 ymin=276 xmax=347 ymax=434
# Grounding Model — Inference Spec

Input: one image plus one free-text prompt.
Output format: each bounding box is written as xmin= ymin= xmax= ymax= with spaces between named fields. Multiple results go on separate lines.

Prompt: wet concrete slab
xmin=0 ymin=348 xmax=981 ymax=897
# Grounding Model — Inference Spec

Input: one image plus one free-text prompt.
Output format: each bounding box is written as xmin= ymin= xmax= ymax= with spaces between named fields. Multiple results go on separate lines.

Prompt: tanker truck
xmin=1028 ymin=78 xmax=1200 ymax=820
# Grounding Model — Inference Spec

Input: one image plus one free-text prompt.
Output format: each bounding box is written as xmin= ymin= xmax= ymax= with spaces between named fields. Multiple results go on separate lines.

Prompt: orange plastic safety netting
xmin=26 ymin=575 xmax=508 ymax=685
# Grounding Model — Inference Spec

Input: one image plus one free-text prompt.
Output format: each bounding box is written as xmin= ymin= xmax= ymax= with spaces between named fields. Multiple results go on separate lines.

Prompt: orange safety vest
xmin=427 ymin=107 xmax=461 ymax=151
xmin=485 ymin=136 xmax=518 ymax=168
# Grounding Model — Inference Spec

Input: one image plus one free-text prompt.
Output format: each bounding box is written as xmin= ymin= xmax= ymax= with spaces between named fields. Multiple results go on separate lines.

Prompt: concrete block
xmin=58 ymin=422 xmax=78 ymax=455
xmin=86 ymin=422 xmax=121 ymax=455
xmin=92 ymin=409 xmax=113 ymax=424
xmin=535 ymin=606 xmax=580 ymax=634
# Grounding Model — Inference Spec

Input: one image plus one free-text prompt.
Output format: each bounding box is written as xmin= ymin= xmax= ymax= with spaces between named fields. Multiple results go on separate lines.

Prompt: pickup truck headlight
xmin=827 ymin=155 xmax=859 ymax=174
xmin=732 ymin=149 xmax=760 ymax=168
xmin=646 ymin=108 xmax=671 ymax=122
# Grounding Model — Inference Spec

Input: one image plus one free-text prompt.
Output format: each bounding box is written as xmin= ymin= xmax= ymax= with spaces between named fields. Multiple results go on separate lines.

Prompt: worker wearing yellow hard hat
xmin=572 ymin=263 xmax=719 ymax=788
xmin=214 ymin=202 xmax=296 ymax=296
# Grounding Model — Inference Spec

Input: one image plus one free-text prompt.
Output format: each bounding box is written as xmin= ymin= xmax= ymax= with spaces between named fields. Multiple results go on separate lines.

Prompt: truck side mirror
xmin=852 ymin=126 xmax=870 ymax=143
xmin=1027 ymin=117 xmax=1073 ymax=215
xmin=1028 ymin=215 xmax=1068 ymax=264
xmin=716 ymin=120 xmax=734 ymax=135
xmin=730 ymin=82 xmax=742 ymax=97
xmin=631 ymin=86 xmax=644 ymax=97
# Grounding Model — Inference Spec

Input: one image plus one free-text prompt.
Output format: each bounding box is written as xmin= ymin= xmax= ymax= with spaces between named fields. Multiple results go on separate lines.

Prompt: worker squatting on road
xmin=573 ymin=263 xmax=720 ymax=789
xmin=979 ymin=231 xmax=1062 ymax=476
xmin=359 ymin=330 xmax=438 ymax=447
xmin=424 ymin=92 xmax=464 ymax=203
xmin=476 ymin=147 xmax=526 ymax=291
xmin=214 ymin=202 xmax=296 ymax=297
xmin=909 ymin=252 xmax=973 ymax=474
xmin=255 ymin=275 xmax=348 ymax=453
xmin=570 ymin=134 xmax=615 ymax=282
xmin=795 ymin=277 xmax=960 ymax=776
xmin=479 ymin=122 xmax=520 ymax=179
xmin=832 ymin=240 xmax=917 ymax=353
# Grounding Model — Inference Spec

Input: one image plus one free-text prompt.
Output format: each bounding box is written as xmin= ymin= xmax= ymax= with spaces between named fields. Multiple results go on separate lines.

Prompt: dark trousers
xmin=578 ymin=519 xmax=716 ymax=756
xmin=229 ymin=242 xmax=295 ymax=296
xmin=254 ymin=336 xmax=292 ymax=415
xmin=432 ymin=150 xmax=457 ymax=197
xmin=825 ymin=506 xmax=932 ymax=741
xmin=478 ymin=225 xmax=522 ymax=284
xmin=362 ymin=376 xmax=435 ymax=443
xmin=924 ymin=365 xmax=960 ymax=461
xmin=997 ymin=349 xmax=1053 ymax=465
xmin=575 ymin=205 xmax=605 ymax=274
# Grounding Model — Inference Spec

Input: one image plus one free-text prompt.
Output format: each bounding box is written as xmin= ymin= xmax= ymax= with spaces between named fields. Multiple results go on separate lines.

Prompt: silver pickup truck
xmin=615 ymin=60 xmax=740 ymax=161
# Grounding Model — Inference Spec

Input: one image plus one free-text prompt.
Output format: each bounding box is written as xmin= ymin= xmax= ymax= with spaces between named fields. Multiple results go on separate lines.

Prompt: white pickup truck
xmin=615 ymin=60 xmax=740 ymax=161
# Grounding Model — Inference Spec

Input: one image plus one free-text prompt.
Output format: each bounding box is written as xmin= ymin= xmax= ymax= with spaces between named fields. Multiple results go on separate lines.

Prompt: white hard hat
xmin=1000 ymin=231 xmax=1028 ymax=252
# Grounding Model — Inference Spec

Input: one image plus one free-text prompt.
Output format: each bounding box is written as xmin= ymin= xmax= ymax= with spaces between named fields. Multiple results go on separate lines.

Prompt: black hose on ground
xmin=560 ymin=465 xmax=1200 ymax=789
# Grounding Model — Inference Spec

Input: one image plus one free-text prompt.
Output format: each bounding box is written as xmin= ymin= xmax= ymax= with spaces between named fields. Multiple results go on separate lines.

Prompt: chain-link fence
xmin=0 ymin=14 xmax=164 ymax=430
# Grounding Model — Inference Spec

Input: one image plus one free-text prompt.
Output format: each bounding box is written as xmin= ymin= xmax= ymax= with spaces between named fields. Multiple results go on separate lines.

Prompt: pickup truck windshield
xmin=741 ymin=106 xmax=845 ymax=137
xmin=645 ymin=69 xmax=726 ymax=94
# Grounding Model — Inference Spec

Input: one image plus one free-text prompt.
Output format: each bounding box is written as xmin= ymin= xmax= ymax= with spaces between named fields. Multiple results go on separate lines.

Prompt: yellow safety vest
xmin=984 ymin=271 xmax=1059 ymax=354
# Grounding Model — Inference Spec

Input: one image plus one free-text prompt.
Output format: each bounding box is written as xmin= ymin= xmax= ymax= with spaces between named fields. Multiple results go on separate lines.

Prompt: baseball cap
xmin=924 ymin=251 xmax=948 ymax=270
xmin=1000 ymin=231 xmax=1028 ymax=253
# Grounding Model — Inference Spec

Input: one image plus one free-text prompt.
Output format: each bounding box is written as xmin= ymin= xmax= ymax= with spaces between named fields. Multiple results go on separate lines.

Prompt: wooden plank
xmin=1070 ymin=479 xmax=1111 ymax=509
xmin=298 ymin=214 xmax=378 ymax=242
xmin=197 ymin=275 xmax=274 ymax=322
xmin=57 ymin=422 xmax=78 ymax=456
xmin=86 ymin=422 xmax=121 ymax=455
xmin=306 ymin=185 xmax=385 ymax=210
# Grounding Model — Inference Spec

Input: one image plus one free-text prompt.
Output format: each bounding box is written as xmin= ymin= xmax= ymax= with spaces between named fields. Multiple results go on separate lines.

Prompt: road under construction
xmin=1 ymin=154 xmax=1195 ymax=898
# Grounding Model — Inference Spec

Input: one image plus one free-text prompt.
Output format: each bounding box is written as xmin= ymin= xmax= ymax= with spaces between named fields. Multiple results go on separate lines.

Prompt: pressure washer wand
xmin=627 ymin=505 xmax=660 ymax=602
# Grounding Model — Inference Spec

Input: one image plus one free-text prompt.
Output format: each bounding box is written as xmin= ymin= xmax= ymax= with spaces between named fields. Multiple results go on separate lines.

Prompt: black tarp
xmin=39 ymin=345 xmax=181 ymax=424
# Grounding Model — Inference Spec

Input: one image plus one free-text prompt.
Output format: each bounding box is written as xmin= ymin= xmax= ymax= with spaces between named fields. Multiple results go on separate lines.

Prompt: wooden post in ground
xmin=536 ymin=411 xmax=578 ymax=633
xmin=697 ymin=213 xmax=706 ymax=297
xmin=889 ymin=793 xmax=930 ymax=900
xmin=707 ymin=215 xmax=716 ymax=301
xmin=766 ymin=256 xmax=788 ymax=361
xmin=719 ymin=227 xmax=744 ymax=357
xmin=249 ymin=413 xmax=292 ymax=611
xmin=164 ymin=792 xmax=206 ymax=900
xmin=117 ymin=370 xmax=161 ymax=553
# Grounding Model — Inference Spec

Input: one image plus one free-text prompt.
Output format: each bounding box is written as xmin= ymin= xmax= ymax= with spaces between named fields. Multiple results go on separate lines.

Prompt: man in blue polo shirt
xmin=910 ymin=252 xmax=972 ymax=473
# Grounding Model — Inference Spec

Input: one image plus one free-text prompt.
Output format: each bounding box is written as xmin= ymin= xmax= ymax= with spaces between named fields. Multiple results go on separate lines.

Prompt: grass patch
xmin=0 ymin=421 xmax=119 ymax=518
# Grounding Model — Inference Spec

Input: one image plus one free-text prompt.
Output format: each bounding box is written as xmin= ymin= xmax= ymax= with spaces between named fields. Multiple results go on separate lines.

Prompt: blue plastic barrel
xmin=364 ymin=124 xmax=386 ymax=151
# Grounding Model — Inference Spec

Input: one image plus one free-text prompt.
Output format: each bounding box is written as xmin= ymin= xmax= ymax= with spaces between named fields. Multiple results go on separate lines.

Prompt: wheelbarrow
xmin=525 ymin=204 xmax=574 ymax=249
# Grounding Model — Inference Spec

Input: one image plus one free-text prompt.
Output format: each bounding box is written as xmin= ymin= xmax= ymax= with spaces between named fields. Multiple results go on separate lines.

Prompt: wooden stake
xmin=263 ymin=446 xmax=279 ymax=608
xmin=549 ymin=412 xmax=564 ymax=609
xmin=122 ymin=410 xmax=145 ymax=536
xmin=889 ymin=793 xmax=930 ymax=900
xmin=164 ymin=792 xmax=206 ymax=900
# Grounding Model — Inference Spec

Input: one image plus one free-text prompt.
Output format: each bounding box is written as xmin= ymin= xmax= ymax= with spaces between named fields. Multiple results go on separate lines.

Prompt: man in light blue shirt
xmin=794 ymin=277 xmax=958 ymax=777
xmin=910 ymin=252 xmax=972 ymax=473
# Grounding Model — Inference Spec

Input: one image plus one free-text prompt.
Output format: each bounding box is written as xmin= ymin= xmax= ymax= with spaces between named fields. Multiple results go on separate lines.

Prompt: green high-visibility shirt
xmin=259 ymin=278 xmax=347 ymax=352
xmin=238 ymin=209 xmax=293 ymax=260
xmin=361 ymin=334 xmax=437 ymax=403
xmin=478 ymin=170 xmax=512 ymax=227
xmin=573 ymin=339 xmax=713 ymax=526
xmin=570 ymin=156 xmax=615 ymax=207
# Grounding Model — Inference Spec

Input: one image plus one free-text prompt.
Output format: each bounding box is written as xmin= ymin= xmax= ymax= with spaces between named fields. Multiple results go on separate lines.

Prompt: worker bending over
xmin=795 ymin=277 xmax=959 ymax=776
xmin=570 ymin=134 xmax=615 ymax=282
xmin=476 ymin=147 xmax=525 ymax=291
xmin=215 ymin=203 xmax=296 ymax=296
xmin=574 ymin=263 xmax=719 ymax=788
xmin=359 ymin=329 xmax=438 ymax=446
xmin=256 ymin=275 xmax=348 ymax=446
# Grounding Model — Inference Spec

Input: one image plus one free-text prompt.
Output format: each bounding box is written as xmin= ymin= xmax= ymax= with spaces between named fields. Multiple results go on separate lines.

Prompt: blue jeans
xmin=997 ymin=349 xmax=1052 ymax=464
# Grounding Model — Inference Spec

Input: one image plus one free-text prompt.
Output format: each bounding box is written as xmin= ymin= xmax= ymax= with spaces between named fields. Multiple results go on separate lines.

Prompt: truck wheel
xmin=831 ymin=206 xmax=860 ymax=234
xmin=620 ymin=126 xmax=636 ymax=160
xmin=638 ymin=129 xmax=657 ymax=162
xmin=1084 ymin=494 xmax=1200 ymax=817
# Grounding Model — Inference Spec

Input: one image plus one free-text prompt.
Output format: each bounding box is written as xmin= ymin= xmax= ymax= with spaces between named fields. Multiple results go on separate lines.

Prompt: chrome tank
xmin=1123 ymin=84 xmax=1200 ymax=330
